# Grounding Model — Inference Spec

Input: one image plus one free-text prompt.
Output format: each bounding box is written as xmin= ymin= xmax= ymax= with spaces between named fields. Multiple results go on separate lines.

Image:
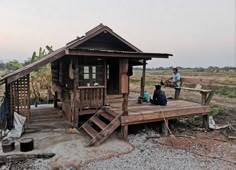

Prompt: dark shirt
xmin=152 ymin=89 xmax=167 ymax=106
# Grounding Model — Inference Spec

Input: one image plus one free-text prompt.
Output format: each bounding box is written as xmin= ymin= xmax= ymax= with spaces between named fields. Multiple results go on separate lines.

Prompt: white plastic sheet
xmin=209 ymin=115 xmax=229 ymax=130
xmin=5 ymin=112 xmax=26 ymax=139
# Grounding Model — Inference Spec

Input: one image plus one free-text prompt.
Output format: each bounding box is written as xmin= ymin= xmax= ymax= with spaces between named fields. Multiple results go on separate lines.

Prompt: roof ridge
xmin=85 ymin=23 xmax=105 ymax=36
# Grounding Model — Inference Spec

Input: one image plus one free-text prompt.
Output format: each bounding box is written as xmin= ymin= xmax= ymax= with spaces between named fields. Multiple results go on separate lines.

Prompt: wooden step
xmin=88 ymin=118 xmax=121 ymax=146
xmin=105 ymin=108 xmax=119 ymax=117
xmin=80 ymin=107 xmax=123 ymax=146
xmin=82 ymin=124 xmax=98 ymax=138
xmin=99 ymin=111 xmax=114 ymax=121
xmin=90 ymin=116 xmax=107 ymax=130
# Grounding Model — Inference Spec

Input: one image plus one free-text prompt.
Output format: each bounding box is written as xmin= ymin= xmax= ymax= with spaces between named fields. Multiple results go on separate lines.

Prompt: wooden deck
xmin=27 ymin=97 xmax=210 ymax=133
xmin=108 ymin=97 xmax=210 ymax=126
xmin=28 ymin=104 xmax=72 ymax=130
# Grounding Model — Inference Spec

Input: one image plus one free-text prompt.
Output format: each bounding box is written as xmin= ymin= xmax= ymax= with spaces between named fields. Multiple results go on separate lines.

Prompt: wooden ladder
xmin=80 ymin=107 xmax=122 ymax=146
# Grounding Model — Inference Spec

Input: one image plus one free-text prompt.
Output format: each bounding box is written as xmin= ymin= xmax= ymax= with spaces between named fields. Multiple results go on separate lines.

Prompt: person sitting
xmin=161 ymin=67 xmax=181 ymax=87
xmin=150 ymin=85 xmax=167 ymax=106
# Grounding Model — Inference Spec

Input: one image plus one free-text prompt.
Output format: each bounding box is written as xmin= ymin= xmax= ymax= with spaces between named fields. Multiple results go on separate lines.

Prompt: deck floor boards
xmin=28 ymin=105 xmax=72 ymax=129
xmin=26 ymin=98 xmax=210 ymax=129
xmin=109 ymin=98 xmax=210 ymax=125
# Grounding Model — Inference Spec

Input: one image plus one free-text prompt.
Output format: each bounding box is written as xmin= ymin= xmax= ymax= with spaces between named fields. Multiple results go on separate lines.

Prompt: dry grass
xmin=130 ymin=69 xmax=236 ymax=110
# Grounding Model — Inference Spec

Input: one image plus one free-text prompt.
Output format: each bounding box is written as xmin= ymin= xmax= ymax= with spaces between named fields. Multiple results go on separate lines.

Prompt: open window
xmin=79 ymin=65 xmax=104 ymax=86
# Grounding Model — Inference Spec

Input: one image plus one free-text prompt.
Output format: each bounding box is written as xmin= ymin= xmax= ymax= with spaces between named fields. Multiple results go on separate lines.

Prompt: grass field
xmin=129 ymin=68 xmax=236 ymax=126
xmin=130 ymin=68 xmax=236 ymax=99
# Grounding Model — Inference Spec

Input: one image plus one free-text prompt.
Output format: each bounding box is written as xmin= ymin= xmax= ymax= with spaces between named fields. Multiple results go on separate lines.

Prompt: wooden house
xmin=0 ymin=24 xmax=212 ymax=146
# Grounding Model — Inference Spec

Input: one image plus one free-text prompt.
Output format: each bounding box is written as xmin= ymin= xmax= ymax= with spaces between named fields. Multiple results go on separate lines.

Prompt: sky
xmin=0 ymin=0 xmax=235 ymax=68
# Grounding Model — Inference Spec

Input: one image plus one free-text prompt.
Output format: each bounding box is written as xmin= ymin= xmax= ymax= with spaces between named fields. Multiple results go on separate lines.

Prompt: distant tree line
xmin=0 ymin=46 xmax=53 ymax=72
xmin=133 ymin=66 xmax=236 ymax=72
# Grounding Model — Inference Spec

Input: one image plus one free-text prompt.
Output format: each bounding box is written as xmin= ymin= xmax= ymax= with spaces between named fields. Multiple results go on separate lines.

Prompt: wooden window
xmin=79 ymin=65 xmax=104 ymax=86
xmin=107 ymin=65 xmax=109 ymax=80
xmin=84 ymin=66 xmax=89 ymax=79
xmin=92 ymin=66 xmax=96 ymax=79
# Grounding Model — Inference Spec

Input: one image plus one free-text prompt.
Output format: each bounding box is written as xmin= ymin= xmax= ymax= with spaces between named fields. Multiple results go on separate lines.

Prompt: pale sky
xmin=0 ymin=0 xmax=235 ymax=68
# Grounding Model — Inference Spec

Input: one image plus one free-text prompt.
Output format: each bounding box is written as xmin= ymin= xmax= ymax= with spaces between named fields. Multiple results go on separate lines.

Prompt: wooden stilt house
xmin=1 ymin=24 xmax=212 ymax=146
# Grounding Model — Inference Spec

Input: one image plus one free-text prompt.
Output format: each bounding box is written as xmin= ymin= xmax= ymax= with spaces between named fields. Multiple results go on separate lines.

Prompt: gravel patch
xmin=82 ymin=130 xmax=236 ymax=170
xmin=0 ymin=159 xmax=50 ymax=170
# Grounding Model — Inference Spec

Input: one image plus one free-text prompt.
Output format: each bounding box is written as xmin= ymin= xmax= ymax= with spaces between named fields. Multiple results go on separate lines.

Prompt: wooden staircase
xmin=80 ymin=107 xmax=122 ymax=146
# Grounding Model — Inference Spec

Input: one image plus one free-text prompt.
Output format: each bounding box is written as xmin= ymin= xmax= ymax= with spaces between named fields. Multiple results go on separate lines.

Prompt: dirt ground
xmin=1 ymin=122 xmax=236 ymax=169
xmin=0 ymin=130 xmax=133 ymax=169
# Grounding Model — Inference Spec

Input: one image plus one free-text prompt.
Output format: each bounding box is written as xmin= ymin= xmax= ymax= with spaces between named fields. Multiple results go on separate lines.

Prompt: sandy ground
xmin=0 ymin=130 xmax=133 ymax=169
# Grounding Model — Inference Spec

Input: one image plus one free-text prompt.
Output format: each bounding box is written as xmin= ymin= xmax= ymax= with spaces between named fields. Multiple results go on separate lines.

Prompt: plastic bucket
xmin=144 ymin=91 xmax=150 ymax=102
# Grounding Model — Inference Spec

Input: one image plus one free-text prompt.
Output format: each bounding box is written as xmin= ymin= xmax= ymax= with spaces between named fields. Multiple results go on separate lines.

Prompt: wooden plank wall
xmin=51 ymin=60 xmax=59 ymax=85
xmin=76 ymin=87 xmax=105 ymax=110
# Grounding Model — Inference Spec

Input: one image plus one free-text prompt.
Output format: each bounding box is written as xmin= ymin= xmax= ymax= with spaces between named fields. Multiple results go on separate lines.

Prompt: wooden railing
xmin=76 ymin=86 xmax=105 ymax=110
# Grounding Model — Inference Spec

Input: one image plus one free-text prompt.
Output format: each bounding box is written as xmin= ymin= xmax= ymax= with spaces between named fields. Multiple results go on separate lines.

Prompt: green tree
xmin=30 ymin=46 xmax=54 ymax=101
xmin=0 ymin=61 xmax=6 ymax=70
xmin=6 ymin=60 xmax=23 ymax=70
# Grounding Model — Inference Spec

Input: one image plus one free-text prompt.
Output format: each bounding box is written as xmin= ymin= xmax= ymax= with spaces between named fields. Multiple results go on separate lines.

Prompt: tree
xmin=0 ymin=61 xmax=6 ymax=70
xmin=30 ymin=46 xmax=54 ymax=101
xmin=6 ymin=60 xmax=23 ymax=70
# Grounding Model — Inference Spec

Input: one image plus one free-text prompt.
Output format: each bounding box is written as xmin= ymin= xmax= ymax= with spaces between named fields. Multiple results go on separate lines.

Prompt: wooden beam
xmin=121 ymin=106 xmax=211 ymax=125
xmin=67 ymin=49 xmax=170 ymax=59
xmin=160 ymin=76 xmax=214 ymax=86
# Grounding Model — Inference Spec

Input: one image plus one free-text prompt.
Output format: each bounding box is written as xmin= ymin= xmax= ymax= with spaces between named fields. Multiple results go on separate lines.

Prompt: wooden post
xmin=16 ymin=79 xmax=20 ymax=113
xmin=103 ymin=59 xmax=107 ymax=105
xmin=73 ymin=57 xmax=79 ymax=127
xmin=54 ymin=92 xmax=58 ymax=108
xmin=140 ymin=59 xmax=146 ymax=97
xmin=174 ymin=88 xmax=181 ymax=100
xmin=122 ymin=93 xmax=128 ymax=141
xmin=205 ymin=91 xmax=214 ymax=105
xmin=27 ymin=74 xmax=30 ymax=110
xmin=120 ymin=59 xmax=129 ymax=141
xmin=201 ymin=92 xmax=207 ymax=105
xmin=26 ymin=74 xmax=31 ymax=127
xmin=70 ymin=91 xmax=75 ymax=126
xmin=161 ymin=120 xmax=169 ymax=136
xmin=201 ymin=92 xmax=209 ymax=129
